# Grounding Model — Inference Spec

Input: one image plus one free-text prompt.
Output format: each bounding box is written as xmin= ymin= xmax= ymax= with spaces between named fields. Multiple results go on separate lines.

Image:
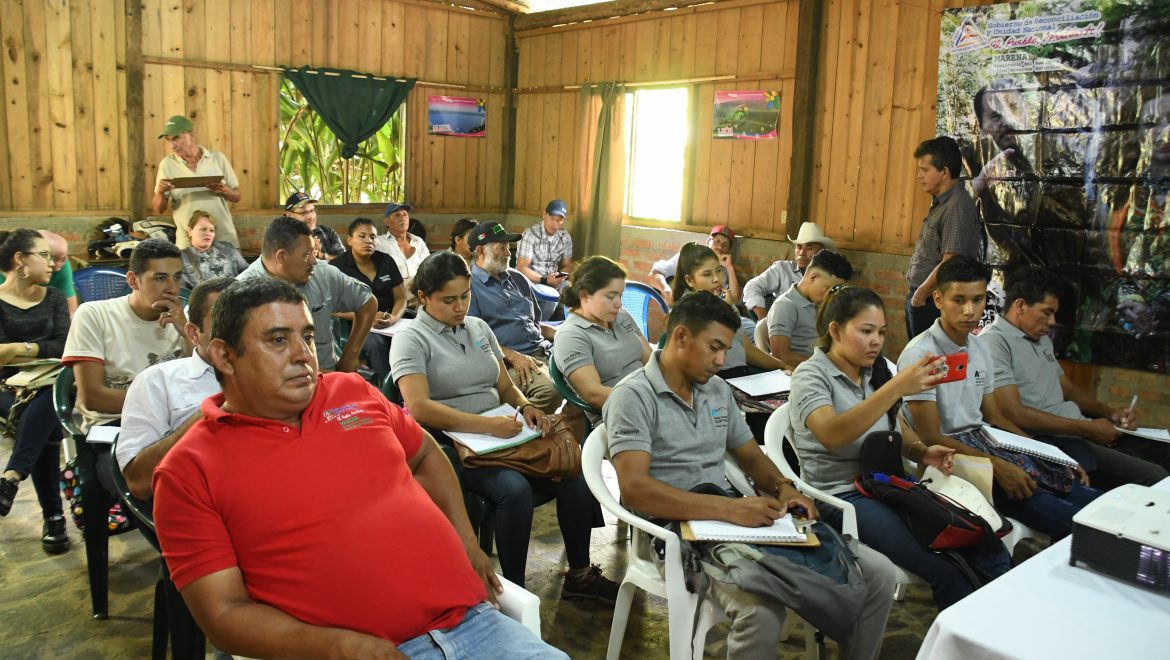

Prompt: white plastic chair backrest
xmin=582 ymin=425 xmax=675 ymax=545
xmin=723 ymin=455 xmax=755 ymax=496
xmin=754 ymin=320 xmax=771 ymax=353
xmin=496 ymin=574 xmax=542 ymax=638
xmin=763 ymin=403 xmax=799 ymax=482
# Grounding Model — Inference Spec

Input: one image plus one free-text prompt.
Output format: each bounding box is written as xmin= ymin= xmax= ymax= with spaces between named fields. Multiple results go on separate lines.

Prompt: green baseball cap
xmin=158 ymin=115 xmax=194 ymax=138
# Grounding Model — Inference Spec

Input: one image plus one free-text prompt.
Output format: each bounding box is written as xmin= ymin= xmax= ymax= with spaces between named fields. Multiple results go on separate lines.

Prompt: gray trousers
xmin=706 ymin=543 xmax=896 ymax=660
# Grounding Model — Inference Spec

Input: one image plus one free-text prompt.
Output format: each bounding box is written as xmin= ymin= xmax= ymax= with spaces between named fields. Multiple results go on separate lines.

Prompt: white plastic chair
xmin=763 ymin=403 xmax=926 ymax=601
xmin=583 ymin=424 xmax=725 ymax=660
xmin=754 ymin=319 xmax=771 ymax=353
xmin=497 ymin=574 xmax=542 ymax=637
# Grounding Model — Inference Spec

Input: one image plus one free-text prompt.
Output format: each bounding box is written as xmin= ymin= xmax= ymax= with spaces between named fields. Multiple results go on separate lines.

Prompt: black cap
xmin=384 ymin=201 xmax=413 ymax=216
xmin=467 ymin=221 xmax=522 ymax=250
xmin=284 ymin=192 xmax=317 ymax=211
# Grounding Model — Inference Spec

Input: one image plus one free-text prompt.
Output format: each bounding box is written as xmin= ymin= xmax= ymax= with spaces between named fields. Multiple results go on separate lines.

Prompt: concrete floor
xmin=0 ymin=449 xmax=940 ymax=659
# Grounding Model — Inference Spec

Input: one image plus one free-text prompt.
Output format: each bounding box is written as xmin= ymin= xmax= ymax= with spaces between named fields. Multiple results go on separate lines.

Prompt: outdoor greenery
xmin=278 ymin=79 xmax=406 ymax=205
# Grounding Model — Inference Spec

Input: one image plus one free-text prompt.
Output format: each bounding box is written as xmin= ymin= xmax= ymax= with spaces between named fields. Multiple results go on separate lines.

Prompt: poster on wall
xmin=937 ymin=1 xmax=1170 ymax=374
xmin=428 ymin=96 xmax=486 ymax=137
xmin=712 ymin=90 xmax=780 ymax=140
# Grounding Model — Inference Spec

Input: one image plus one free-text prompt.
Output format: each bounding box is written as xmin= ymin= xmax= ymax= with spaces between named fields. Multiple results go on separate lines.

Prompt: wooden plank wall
xmin=808 ymin=0 xmax=1000 ymax=253
xmin=0 ymin=0 xmax=506 ymax=215
xmin=0 ymin=0 xmax=127 ymax=213
xmin=141 ymin=0 xmax=509 ymax=213
xmin=514 ymin=0 xmax=999 ymax=253
xmin=512 ymin=0 xmax=800 ymax=236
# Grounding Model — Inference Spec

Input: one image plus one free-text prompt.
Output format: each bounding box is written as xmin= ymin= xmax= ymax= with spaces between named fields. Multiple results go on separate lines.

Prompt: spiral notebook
xmin=982 ymin=425 xmax=1077 ymax=468
xmin=681 ymin=514 xmax=817 ymax=546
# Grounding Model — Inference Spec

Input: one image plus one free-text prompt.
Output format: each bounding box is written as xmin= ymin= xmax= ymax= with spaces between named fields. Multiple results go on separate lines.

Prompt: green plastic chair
xmin=547 ymin=354 xmax=600 ymax=426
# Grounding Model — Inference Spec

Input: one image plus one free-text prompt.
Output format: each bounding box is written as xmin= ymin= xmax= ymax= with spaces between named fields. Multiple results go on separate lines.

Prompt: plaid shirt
xmin=907 ymin=184 xmax=982 ymax=288
xmin=517 ymin=223 xmax=573 ymax=277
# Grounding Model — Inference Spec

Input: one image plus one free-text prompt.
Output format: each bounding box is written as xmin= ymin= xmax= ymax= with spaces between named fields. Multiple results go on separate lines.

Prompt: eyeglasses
xmin=23 ymin=250 xmax=52 ymax=261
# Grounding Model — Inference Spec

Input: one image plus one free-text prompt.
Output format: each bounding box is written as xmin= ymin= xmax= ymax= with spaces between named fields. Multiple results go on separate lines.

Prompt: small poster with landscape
xmin=712 ymin=90 xmax=780 ymax=140
xmin=428 ymin=96 xmax=487 ymax=137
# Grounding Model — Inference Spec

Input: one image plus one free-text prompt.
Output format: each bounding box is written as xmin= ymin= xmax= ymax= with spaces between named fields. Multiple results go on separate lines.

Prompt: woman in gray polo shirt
xmin=672 ymin=243 xmax=786 ymax=376
xmin=390 ymin=252 xmax=617 ymax=600
xmin=788 ymin=285 xmax=1011 ymax=610
xmin=552 ymin=257 xmax=651 ymax=422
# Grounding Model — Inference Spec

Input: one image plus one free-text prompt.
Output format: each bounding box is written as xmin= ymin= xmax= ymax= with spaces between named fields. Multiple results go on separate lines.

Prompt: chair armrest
xmin=792 ymin=480 xmax=859 ymax=538
xmin=497 ymin=574 xmax=541 ymax=638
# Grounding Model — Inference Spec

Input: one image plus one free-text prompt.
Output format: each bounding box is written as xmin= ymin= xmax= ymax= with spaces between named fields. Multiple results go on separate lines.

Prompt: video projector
xmin=1070 ymin=483 xmax=1170 ymax=595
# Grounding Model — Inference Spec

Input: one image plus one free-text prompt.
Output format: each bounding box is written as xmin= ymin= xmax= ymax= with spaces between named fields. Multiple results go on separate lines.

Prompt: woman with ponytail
xmin=672 ymin=243 xmax=788 ymax=375
xmin=552 ymin=257 xmax=651 ymax=420
xmin=0 ymin=229 xmax=71 ymax=553
xmin=788 ymin=285 xmax=1011 ymax=610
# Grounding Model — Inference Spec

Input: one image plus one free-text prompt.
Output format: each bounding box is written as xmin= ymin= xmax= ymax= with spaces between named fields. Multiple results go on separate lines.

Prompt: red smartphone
xmin=934 ymin=353 xmax=968 ymax=383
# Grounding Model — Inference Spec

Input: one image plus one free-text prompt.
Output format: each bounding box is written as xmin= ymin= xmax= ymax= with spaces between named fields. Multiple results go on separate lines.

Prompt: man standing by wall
xmin=906 ymin=136 xmax=982 ymax=339
xmin=152 ymin=115 xmax=241 ymax=248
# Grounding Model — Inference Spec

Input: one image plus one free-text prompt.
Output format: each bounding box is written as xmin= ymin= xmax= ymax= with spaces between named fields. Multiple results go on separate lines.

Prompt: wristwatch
xmin=23 ymin=342 xmax=33 ymax=357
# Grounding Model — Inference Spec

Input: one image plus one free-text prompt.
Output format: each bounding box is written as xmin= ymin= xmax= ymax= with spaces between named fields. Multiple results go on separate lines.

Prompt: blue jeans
xmin=462 ymin=467 xmax=595 ymax=587
xmin=993 ymin=483 xmax=1101 ymax=541
xmin=397 ymin=602 xmax=567 ymax=659
xmin=360 ymin=333 xmax=392 ymax=387
xmin=823 ymin=490 xmax=1012 ymax=610
xmin=0 ymin=388 xmax=64 ymax=519
xmin=905 ymin=291 xmax=940 ymax=340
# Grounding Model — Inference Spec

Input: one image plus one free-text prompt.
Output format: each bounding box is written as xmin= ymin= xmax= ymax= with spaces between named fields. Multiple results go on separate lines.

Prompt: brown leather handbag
xmin=454 ymin=414 xmax=582 ymax=480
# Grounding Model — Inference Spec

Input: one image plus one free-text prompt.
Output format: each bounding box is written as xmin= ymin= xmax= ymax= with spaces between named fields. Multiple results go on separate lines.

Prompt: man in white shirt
xmin=62 ymin=238 xmax=191 ymax=494
xmin=151 ymin=115 xmax=241 ymax=248
xmin=743 ymin=222 xmax=833 ymax=320
xmin=117 ymin=277 xmax=234 ymax=500
xmin=374 ymin=202 xmax=430 ymax=305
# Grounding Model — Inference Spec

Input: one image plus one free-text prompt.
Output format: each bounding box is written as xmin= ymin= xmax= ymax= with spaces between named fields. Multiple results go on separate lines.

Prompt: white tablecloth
xmin=917 ymin=478 xmax=1170 ymax=660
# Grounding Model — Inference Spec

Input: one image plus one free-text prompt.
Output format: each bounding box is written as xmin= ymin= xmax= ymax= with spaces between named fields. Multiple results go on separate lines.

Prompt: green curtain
xmin=284 ymin=66 xmax=415 ymax=159
xmin=573 ymin=83 xmax=626 ymax=261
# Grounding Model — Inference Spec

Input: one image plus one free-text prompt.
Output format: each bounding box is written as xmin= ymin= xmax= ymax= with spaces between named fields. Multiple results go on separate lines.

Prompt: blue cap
xmin=544 ymin=199 xmax=568 ymax=217
xmin=384 ymin=202 xmax=414 ymax=216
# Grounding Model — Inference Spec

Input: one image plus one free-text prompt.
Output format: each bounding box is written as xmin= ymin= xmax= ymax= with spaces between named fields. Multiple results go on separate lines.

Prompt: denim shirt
xmin=467 ymin=264 xmax=549 ymax=355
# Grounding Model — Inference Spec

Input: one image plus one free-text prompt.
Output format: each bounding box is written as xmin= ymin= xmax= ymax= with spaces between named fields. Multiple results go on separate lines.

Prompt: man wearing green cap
xmin=152 ymin=115 xmax=241 ymax=249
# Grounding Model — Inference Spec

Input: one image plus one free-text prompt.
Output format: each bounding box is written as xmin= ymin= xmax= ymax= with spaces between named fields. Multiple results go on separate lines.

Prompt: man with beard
xmin=466 ymin=222 xmax=562 ymax=415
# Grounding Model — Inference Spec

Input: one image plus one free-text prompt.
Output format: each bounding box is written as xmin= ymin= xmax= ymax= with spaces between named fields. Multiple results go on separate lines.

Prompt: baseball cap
xmin=545 ymin=199 xmax=568 ymax=217
xmin=468 ymin=221 xmax=522 ymax=250
xmin=284 ymin=192 xmax=317 ymax=211
xmin=384 ymin=202 xmax=414 ymax=216
xmin=158 ymin=115 xmax=194 ymax=138
xmin=710 ymin=225 xmax=736 ymax=241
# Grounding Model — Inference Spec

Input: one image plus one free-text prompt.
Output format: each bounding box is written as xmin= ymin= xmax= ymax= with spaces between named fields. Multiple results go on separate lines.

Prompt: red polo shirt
xmin=153 ymin=372 xmax=486 ymax=644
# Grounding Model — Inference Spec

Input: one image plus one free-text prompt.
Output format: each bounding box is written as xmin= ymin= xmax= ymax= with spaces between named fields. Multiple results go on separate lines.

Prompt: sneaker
xmin=561 ymin=565 xmax=619 ymax=604
xmin=42 ymin=514 xmax=70 ymax=554
xmin=0 ymin=477 xmax=17 ymax=516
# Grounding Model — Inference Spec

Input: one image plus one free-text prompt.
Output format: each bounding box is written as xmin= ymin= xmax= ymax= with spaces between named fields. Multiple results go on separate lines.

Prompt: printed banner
xmin=937 ymin=1 xmax=1170 ymax=373
xmin=712 ymin=90 xmax=780 ymax=140
xmin=428 ymin=96 xmax=486 ymax=137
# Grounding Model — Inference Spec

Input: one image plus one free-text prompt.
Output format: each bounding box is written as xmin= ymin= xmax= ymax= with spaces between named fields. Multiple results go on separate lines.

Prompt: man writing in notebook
xmin=981 ymin=265 xmax=1169 ymax=490
xmin=604 ymin=292 xmax=895 ymax=659
xmin=899 ymin=257 xmax=1100 ymax=540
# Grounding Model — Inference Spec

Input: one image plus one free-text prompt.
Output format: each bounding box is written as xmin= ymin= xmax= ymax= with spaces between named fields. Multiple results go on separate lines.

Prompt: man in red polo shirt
xmin=152 ymin=278 xmax=565 ymax=659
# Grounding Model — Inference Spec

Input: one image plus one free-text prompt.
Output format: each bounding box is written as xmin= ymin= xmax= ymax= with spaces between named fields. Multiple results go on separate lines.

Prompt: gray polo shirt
xmin=390 ymin=310 xmax=505 ymax=415
xmin=899 ymin=320 xmax=994 ymax=435
xmin=790 ymin=348 xmax=897 ymax=494
xmin=979 ymin=316 xmax=1085 ymax=421
xmin=767 ymin=284 xmax=817 ymax=355
xmin=553 ymin=308 xmax=644 ymax=389
xmin=236 ymin=258 xmax=372 ymax=370
xmin=604 ymin=352 xmax=753 ymax=492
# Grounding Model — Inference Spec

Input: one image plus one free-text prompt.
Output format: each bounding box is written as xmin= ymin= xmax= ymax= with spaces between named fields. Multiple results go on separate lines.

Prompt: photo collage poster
xmin=937 ymin=0 xmax=1170 ymax=373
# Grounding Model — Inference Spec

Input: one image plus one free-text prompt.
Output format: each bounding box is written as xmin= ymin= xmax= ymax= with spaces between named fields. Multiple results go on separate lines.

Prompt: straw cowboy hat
xmin=788 ymin=222 xmax=836 ymax=249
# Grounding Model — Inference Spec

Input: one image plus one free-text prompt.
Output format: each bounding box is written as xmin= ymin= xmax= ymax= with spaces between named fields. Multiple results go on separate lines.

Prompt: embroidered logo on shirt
xmin=973 ymin=369 xmax=987 ymax=388
xmin=710 ymin=405 xmax=730 ymax=429
xmin=323 ymin=403 xmax=373 ymax=430
xmin=475 ymin=338 xmax=492 ymax=353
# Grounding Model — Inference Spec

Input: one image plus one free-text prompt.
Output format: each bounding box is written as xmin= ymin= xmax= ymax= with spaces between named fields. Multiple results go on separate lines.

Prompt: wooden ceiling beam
xmin=514 ymin=0 xmax=726 ymax=32
xmin=417 ymin=0 xmax=530 ymax=15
